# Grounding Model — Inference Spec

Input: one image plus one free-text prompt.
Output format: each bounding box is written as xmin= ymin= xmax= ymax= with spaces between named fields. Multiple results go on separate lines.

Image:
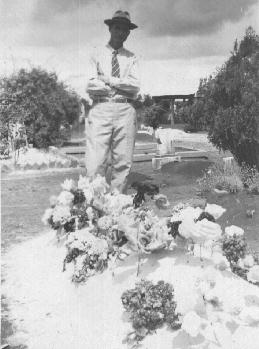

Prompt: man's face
xmin=109 ymin=22 xmax=130 ymax=45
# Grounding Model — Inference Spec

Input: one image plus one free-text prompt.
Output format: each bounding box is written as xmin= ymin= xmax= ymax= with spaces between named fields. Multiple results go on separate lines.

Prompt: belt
xmin=93 ymin=97 xmax=133 ymax=104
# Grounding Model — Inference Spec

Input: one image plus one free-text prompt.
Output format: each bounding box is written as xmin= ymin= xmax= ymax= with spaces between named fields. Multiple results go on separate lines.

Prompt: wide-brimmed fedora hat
xmin=104 ymin=10 xmax=138 ymax=30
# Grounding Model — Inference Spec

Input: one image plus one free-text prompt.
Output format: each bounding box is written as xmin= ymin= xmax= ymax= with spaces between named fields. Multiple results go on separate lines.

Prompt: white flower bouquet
xmin=63 ymin=227 xmax=110 ymax=282
xmin=42 ymin=176 xmax=177 ymax=282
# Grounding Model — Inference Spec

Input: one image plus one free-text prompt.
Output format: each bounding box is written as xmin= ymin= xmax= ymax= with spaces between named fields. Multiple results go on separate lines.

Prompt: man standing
xmin=86 ymin=10 xmax=140 ymax=192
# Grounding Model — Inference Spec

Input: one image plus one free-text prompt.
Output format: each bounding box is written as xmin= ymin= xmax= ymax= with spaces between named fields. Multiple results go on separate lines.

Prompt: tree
xmin=132 ymin=94 xmax=164 ymax=129
xmin=206 ymin=27 xmax=259 ymax=169
xmin=181 ymin=27 xmax=259 ymax=169
xmin=175 ymin=77 xmax=214 ymax=131
xmin=0 ymin=67 xmax=81 ymax=148
xmin=142 ymin=103 xmax=164 ymax=129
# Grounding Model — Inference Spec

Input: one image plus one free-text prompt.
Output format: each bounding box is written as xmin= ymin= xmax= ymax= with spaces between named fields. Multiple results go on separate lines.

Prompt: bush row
xmin=0 ymin=68 xmax=81 ymax=149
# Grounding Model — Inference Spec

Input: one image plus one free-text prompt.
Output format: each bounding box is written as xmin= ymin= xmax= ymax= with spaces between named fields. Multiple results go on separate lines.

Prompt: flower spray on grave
xmin=168 ymin=200 xmax=259 ymax=287
xmin=42 ymin=175 xmax=176 ymax=283
xmin=121 ymin=279 xmax=181 ymax=346
xmin=221 ymin=225 xmax=259 ymax=285
xmin=39 ymin=174 xmax=259 ymax=349
xmin=169 ymin=203 xmax=224 ymax=266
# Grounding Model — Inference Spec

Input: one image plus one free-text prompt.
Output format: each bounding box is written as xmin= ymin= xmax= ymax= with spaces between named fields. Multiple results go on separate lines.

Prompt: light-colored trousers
xmin=85 ymin=102 xmax=137 ymax=192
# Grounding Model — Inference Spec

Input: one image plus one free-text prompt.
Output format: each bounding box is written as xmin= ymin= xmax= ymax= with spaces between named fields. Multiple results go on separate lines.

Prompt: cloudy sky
xmin=1 ymin=0 xmax=259 ymax=97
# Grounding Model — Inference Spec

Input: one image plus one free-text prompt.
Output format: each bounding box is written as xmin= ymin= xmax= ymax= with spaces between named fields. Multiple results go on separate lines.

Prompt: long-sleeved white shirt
xmin=86 ymin=44 xmax=140 ymax=100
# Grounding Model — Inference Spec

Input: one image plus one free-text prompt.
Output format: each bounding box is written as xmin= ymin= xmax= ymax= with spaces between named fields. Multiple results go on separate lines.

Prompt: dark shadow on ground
xmin=128 ymin=171 xmax=153 ymax=184
xmin=161 ymin=160 xmax=214 ymax=186
xmin=130 ymin=160 xmax=213 ymax=188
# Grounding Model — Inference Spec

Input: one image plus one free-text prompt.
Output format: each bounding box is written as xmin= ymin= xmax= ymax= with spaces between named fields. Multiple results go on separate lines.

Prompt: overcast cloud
xmin=135 ymin=0 xmax=258 ymax=36
xmin=1 ymin=0 xmax=258 ymax=95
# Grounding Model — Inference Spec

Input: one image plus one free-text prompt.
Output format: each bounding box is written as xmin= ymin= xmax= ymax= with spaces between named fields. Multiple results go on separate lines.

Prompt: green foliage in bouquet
xmin=73 ymin=189 xmax=87 ymax=205
xmin=71 ymin=250 xmax=109 ymax=283
xmin=231 ymin=264 xmax=249 ymax=280
xmin=196 ymin=211 xmax=216 ymax=223
xmin=47 ymin=188 xmax=97 ymax=233
xmin=220 ymin=230 xmax=259 ymax=285
xmin=168 ymin=221 xmax=182 ymax=239
xmin=222 ymin=234 xmax=247 ymax=265
xmin=0 ymin=67 xmax=80 ymax=148
xmin=62 ymin=229 xmax=111 ymax=283
xmin=121 ymin=280 xmax=180 ymax=342
xmin=63 ymin=247 xmax=83 ymax=269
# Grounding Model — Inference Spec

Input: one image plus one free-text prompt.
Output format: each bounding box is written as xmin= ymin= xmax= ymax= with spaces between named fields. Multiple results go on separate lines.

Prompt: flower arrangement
xmin=179 ymin=218 xmax=222 ymax=243
xmin=42 ymin=175 xmax=134 ymax=235
xmin=42 ymin=176 xmax=175 ymax=282
xmin=169 ymin=202 xmax=258 ymax=288
xmin=42 ymin=174 xmax=258 ymax=289
xmin=170 ymin=204 xmax=223 ymax=245
xmin=221 ymin=233 xmax=247 ymax=265
xmin=217 ymin=226 xmax=259 ymax=286
xmin=135 ymin=209 xmax=173 ymax=251
xmin=64 ymin=228 xmax=110 ymax=282
xmin=221 ymin=231 xmax=253 ymax=281
xmin=121 ymin=279 xmax=180 ymax=344
xmin=168 ymin=202 xmax=257 ymax=280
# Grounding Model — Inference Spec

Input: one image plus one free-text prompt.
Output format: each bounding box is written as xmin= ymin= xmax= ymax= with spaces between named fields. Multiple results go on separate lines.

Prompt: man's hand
xmin=99 ymin=74 xmax=110 ymax=85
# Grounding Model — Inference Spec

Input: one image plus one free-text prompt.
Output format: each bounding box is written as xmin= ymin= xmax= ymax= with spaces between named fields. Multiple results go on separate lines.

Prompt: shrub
xmin=197 ymin=159 xmax=244 ymax=194
xmin=142 ymin=103 xmax=164 ymax=129
xmin=215 ymin=174 xmax=243 ymax=193
xmin=181 ymin=27 xmax=259 ymax=169
xmin=240 ymin=163 xmax=259 ymax=194
xmin=208 ymin=28 xmax=259 ymax=169
xmin=0 ymin=137 xmax=10 ymax=159
xmin=0 ymin=67 xmax=81 ymax=148
xmin=135 ymin=94 xmax=167 ymax=129
xmin=177 ymin=80 xmax=210 ymax=131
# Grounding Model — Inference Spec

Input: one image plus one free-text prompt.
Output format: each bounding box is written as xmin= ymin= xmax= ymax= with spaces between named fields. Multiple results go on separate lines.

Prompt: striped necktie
xmin=111 ymin=50 xmax=120 ymax=78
